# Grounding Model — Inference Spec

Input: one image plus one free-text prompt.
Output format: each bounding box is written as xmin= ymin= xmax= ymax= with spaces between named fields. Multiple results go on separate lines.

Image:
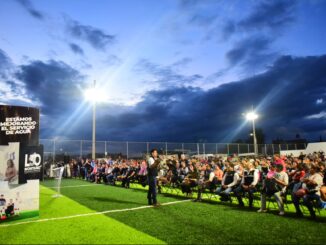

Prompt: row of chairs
xmin=113 ymin=178 xmax=325 ymax=217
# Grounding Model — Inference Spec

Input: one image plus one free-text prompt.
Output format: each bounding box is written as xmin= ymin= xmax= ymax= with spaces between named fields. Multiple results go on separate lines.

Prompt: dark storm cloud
xmin=69 ymin=43 xmax=84 ymax=56
xmin=65 ymin=19 xmax=115 ymax=50
xmin=223 ymin=0 xmax=296 ymax=40
xmin=15 ymin=60 xmax=84 ymax=115
xmin=135 ymin=59 xmax=202 ymax=87
xmin=0 ymin=49 xmax=10 ymax=65
xmin=225 ymin=36 xmax=278 ymax=71
xmin=4 ymin=80 xmax=19 ymax=91
xmin=239 ymin=0 xmax=296 ymax=31
xmin=221 ymin=21 xmax=236 ymax=41
xmin=89 ymin=54 xmax=326 ymax=142
xmin=10 ymin=55 xmax=326 ymax=142
xmin=220 ymin=0 xmax=297 ymax=73
xmin=15 ymin=0 xmax=45 ymax=20
xmin=0 ymin=49 xmax=12 ymax=79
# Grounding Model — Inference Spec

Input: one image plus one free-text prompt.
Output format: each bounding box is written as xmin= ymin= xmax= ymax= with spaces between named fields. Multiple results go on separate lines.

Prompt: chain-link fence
xmin=40 ymin=139 xmax=307 ymax=164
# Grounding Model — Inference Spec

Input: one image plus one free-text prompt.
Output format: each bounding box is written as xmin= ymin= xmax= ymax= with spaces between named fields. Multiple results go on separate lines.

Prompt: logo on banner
xmin=24 ymin=152 xmax=42 ymax=173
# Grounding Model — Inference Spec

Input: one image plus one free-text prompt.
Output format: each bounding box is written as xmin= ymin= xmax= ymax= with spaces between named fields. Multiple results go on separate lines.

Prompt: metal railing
xmin=40 ymin=139 xmax=307 ymax=163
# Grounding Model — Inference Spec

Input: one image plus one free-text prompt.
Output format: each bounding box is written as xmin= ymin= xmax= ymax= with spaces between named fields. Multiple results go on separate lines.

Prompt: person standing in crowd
xmin=147 ymin=149 xmax=161 ymax=207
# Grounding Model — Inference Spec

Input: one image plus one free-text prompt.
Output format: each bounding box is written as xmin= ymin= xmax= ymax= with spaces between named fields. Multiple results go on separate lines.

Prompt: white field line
xmin=0 ymin=199 xmax=190 ymax=228
xmin=41 ymin=184 xmax=97 ymax=189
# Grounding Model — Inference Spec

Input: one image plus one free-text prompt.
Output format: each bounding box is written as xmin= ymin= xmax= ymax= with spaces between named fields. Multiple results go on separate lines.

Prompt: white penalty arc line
xmin=0 ymin=199 xmax=191 ymax=228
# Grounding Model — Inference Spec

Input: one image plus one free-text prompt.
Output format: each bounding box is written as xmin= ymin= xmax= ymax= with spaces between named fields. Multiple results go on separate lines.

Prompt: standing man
xmin=147 ymin=149 xmax=161 ymax=207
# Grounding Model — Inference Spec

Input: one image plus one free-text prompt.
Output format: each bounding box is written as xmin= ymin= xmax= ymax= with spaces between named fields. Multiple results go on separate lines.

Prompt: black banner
xmin=0 ymin=105 xmax=42 ymax=184
xmin=0 ymin=105 xmax=41 ymax=223
xmin=0 ymin=105 xmax=39 ymax=146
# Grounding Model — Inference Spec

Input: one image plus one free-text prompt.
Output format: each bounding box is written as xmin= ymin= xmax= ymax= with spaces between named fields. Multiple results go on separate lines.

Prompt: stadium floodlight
xmin=84 ymin=81 xmax=106 ymax=160
xmin=84 ymin=87 xmax=107 ymax=103
xmin=244 ymin=111 xmax=258 ymax=155
xmin=245 ymin=112 xmax=258 ymax=121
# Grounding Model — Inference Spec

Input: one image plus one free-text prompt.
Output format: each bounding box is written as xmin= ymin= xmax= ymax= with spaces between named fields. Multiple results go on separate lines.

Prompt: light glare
xmin=245 ymin=112 xmax=258 ymax=121
xmin=84 ymin=88 xmax=107 ymax=102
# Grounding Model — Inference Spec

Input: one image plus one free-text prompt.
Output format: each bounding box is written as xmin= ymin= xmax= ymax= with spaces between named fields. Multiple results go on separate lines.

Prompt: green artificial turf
xmin=0 ymin=179 xmax=325 ymax=244
xmin=0 ymin=181 xmax=164 ymax=244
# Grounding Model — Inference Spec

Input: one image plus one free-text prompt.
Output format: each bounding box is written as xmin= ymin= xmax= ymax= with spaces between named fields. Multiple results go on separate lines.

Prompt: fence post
xmin=146 ymin=142 xmax=149 ymax=155
xmin=203 ymin=143 xmax=205 ymax=159
xmin=295 ymin=144 xmax=297 ymax=150
xmin=227 ymin=144 xmax=230 ymax=156
xmin=105 ymin=141 xmax=107 ymax=157
xmin=182 ymin=143 xmax=184 ymax=154
xmin=197 ymin=143 xmax=199 ymax=157
xmin=165 ymin=142 xmax=168 ymax=156
xmin=272 ymin=144 xmax=274 ymax=155
xmin=215 ymin=143 xmax=218 ymax=154
xmin=237 ymin=144 xmax=240 ymax=155
xmin=126 ymin=141 xmax=129 ymax=159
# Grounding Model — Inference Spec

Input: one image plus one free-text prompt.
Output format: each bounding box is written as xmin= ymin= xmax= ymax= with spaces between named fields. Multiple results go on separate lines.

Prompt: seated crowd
xmin=63 ymin=151 xmax=326 ymax=219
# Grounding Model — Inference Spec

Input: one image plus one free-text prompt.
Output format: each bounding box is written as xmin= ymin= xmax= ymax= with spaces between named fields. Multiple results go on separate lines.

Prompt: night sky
xmin=0 ymin=0 xmax=326 ymax=143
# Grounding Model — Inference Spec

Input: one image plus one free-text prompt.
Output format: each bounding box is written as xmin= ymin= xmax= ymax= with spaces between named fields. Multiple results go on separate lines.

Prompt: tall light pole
xmin=245 ymin=111 xmax=258 ymax=155
xmin=92 ymin=80 xmax=96 ymax=160
xmin=84 ymin=80 xmax=102 ymax=160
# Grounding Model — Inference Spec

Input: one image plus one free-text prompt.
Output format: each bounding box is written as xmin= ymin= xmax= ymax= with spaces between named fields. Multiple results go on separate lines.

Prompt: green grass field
xmin=0 ymin=179 xmax=325 ymax=244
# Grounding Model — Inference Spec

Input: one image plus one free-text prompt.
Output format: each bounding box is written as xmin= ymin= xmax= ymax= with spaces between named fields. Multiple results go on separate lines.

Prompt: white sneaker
xmin=279 ymin=211 xmax=285 ymax=216
xmin=257 ymin=209 xmax=267 ymax=213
